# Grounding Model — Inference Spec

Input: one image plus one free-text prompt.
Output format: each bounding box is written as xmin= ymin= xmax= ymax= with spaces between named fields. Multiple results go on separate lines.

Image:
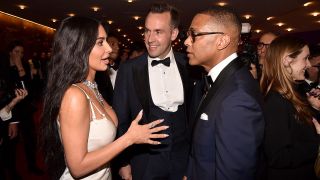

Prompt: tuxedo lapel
xmin=132 ymin=55 xmax=151 ymax=120
xmin=175 ymin=53 xmax=189 ymax=103
xmin=194 ymin=58 xmax=243 ymax=121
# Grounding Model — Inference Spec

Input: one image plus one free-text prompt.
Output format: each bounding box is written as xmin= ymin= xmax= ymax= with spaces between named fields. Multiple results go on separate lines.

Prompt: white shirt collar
xmin=148 ymin=48 xmax=174 ymax=64
xmin=208 ymin=53 xmax=238 ymax=82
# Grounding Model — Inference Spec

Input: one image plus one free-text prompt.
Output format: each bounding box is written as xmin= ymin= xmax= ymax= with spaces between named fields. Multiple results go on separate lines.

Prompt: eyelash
xmin=97 ymin=41 xmax=103 ymax=46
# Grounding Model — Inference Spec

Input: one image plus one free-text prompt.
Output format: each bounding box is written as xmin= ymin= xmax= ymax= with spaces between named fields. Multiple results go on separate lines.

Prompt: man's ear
xmin=171 ymin=28 xmax=179 ymax=41
xmin=217 ymin=34 xmax=230 ymax=50
xmin=283 ymin=55 xmax=292 ymax=67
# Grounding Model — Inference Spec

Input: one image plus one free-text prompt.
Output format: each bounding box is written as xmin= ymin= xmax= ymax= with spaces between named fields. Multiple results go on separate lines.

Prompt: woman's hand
xmin=307 ymin=88 xmax=320 ymax=110
xmin=12 ymin=88 xmax=28 ymax=103
xmin=125 ymin=110 xmax=169 ymax=145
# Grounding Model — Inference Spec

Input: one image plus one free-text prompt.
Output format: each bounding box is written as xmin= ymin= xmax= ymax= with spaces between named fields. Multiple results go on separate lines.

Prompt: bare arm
xmin=59 ymin=86 xmax=168 ymax=178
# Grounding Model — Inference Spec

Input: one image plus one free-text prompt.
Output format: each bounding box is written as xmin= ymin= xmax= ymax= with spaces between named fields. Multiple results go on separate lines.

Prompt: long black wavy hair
xmin=40 ymin=16 xmax=101 ymax=179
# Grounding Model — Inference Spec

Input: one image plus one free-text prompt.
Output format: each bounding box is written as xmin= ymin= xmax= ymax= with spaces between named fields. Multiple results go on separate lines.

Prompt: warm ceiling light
xmin=127 ymin=38 xmax=131 ymax=41
xmin=17 ymin=5 xmax=27 ymax=10
xmin=311 ymin=12 xmax=320 ymax=16
xmin=127 ymin=0 xmax=133 ymax=2
xmin=276 ymin=22 xmax=285 ymax=27
xmin=243 ymin=14 xmax=252 ymax=19
xmin=286 ymin=28 xmax=293 ymax=32
xmin=117 ymin=28 xmax=121 ymax=32
xmin=133 ymin=16 xmax=140 ymax=20
xmin=51 ymin=18 xmax=57 ymax=23
xmin=137 ymin=26 xmax=143 ymax=30
xmin=0 ymin=10 xmax=55 ymax=31
xmin=217 ymin=2 xmax=227 ymax=6
xmin=141 ymin=33 xmax=144 ymax=36
xmin=107 ymin=20 xmax=113 ymax=24
xmin=304 ymin=2 xmax=313 ymax=7
xmin=266 ymin=16 xmax=275 ymax=20
xmin=317 ymin=20 xmax=320 ymax=23
xmin=131 ymin=41 xmax=133 ymax=44
xmin=255 ymin=29 xmax=262 ymax=33
xmin=92 ymin=7 xmax=100 ymax=12
xmin=123 ymin=34 xmax=127 ymax=37
xmin=68 ymin=13 xmax=75 ymax=17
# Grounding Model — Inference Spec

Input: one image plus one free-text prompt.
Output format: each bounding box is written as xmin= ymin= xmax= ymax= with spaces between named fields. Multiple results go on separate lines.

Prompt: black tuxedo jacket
xmin=187 ymin=58 xmax=265 ymax=180
xmin=113 ymin=52 xmax=192 ymax=171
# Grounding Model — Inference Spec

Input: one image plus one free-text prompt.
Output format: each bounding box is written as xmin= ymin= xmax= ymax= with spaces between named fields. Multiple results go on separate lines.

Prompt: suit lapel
xmin=194 ymin=58 xmax=243 ymax=120
xmin=174 ymin=53 xmax=188 ymax=103
xmin=132 ymin=54 xmax=151 ymax=120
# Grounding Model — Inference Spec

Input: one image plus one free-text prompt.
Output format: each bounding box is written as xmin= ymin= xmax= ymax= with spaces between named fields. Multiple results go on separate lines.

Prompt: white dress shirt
xmin=108 ymin=68 xmax=117 ymax=89
xmin=148 ymin=48 xmax=184 ymax=112
xmin=208 ymin=53 xmax=238 ymax=83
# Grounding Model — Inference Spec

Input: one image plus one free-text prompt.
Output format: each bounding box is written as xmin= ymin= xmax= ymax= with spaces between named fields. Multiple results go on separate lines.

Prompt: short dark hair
xmin=147 ymin=2 xmax=180 ymax=28
xmin=200 ymin=6 xmax=242 ymax=36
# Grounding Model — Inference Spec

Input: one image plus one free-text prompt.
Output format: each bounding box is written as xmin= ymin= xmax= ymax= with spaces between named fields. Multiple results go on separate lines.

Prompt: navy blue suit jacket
xmin=187 ymin=58 xmax=265 ymax=180
xmin=113 ymin=52 xmax=192 ymax=178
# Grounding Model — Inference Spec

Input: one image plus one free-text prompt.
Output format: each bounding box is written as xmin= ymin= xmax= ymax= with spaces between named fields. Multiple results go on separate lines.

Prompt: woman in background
xmin=260 ymin=36 xmax=319 ymax=180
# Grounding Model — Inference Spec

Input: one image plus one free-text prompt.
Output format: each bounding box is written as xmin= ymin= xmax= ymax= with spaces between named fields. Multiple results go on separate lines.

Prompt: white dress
xmin=58 ymin=84 xmax=116 ymax=180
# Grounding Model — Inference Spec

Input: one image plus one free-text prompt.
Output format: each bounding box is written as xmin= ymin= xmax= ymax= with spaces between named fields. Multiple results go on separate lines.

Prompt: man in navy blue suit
xmin=184 ymin=6 xmax=264 ymax=180
xmin=113 ymin=2 xmax=192 ymax=180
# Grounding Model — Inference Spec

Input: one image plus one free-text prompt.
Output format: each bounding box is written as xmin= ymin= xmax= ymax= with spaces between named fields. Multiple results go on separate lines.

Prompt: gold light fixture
xmin=107 ymin=20 xmax=113 ymax=24
xmin=243 ymin=14 xmax=252 ymax=20
xmin=255 ymin=29 xmax=262 ymax=33
xmin=311 ymin=12 xmax=320 ymax=17
xmin=92 ymin=7 xmax=100 ymax=12
xmin=133 ymin=16 xmax=140 ymax=20
xmin=127 ymin=38 xmax=131 ymax=41
xmin=51 ymin=18 xmax=57 ymax=23
xmin=123 ymin=34 xmax=127 ymax=37
xmin=137 ymin=26 xmax=143 ymax=30
xmin=117 ymin=28 xmax=121 ymax=32
xmin=276 ymin=22 xmax=285 ymax=27
xmin=68 ymin=13 xmax=75 ymax=17
xmin=127 ymin=0 xmax=133 ymax=2
xmin=286 ymin=28 xmax=293 ymax=32
xmin=304 ymin=2 xmax=313 ymax=7
xmin=217 ymin=2 xmax=227 ymax=6
xmin=17 ymin=5 xmax=27 ymax=10
xmin=266 ymin=16 xmax=275 ymax=21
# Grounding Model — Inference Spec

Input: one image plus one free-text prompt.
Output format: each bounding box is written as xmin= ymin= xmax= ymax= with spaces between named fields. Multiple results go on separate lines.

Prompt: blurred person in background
xmin=257 ymin=32 xmax=277 ymax=66
xmin=0 ymin=40 xmax=43 ymax=175
xmin=0 ymin=73 xmax=28 ymax=180
xmin=260 ymin=36 xmax=319 ymax=180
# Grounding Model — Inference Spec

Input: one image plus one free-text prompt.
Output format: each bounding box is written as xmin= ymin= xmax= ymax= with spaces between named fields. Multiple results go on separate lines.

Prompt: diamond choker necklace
xmin=82 ymin=80 xmax=104 ymax=105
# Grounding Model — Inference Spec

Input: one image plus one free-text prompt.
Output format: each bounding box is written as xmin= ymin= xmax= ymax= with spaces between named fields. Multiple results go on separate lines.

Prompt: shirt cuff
xmin=0 ymin=108 xmax=12 ymax=121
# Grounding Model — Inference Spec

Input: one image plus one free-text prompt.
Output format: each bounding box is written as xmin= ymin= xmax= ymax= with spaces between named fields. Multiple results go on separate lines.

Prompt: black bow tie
xmin=151 ymin=57 xmax=170 ymax=67
xmin=204 ymin=75 xmax=214 ymax=92
xmin=109 ymin=64 xmax=119 ymax=71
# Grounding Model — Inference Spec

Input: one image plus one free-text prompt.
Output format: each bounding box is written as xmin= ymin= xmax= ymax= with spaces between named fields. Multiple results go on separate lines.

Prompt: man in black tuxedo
xmin=184 ymin=7 xmax=264 ymax=180
xmin=113 ymin=2 xmax=191 ymax=180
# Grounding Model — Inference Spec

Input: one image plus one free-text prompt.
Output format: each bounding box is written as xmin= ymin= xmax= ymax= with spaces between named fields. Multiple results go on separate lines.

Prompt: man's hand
xmin=119 ymin=164 xmax=132 ymax=180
